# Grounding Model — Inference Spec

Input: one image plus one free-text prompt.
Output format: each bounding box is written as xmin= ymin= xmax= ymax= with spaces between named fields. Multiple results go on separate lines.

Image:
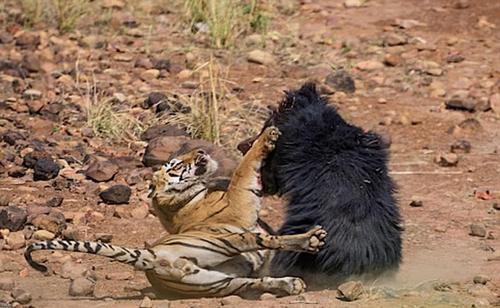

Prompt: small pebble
xmin=469 ymin=223 xmax=486 ymax=237
xmin=473 ymin=275 xmax=491 ymax=285
xmin=220 ymin=295 xmax=242 ymax=305
xmin=11 ymin=288 xmax=31 ymax=304
xmin=409 ymin=198 xmax=423 ymax=207
xmin=139 ymin=296 xmax=153 ymax=308
xmin=434 ymin=153 xmax=459 ymax=167
xmin=337 ymin=280 xmax=364 ymax=301
xmin=260 ymin=292 xmax=276 ymax=300
xmin=0 ymin=277 xmax=15 ymax=291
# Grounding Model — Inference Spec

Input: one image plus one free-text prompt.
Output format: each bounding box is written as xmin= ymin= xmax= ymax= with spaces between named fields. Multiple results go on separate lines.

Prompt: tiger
xmin=25 ymin=126 xmax=327 ymax=298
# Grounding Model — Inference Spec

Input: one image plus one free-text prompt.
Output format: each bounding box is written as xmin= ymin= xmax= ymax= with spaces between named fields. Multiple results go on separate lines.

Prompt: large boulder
xmin=99 ymin=185 xmax=131 ymax=205
xmin=33 ymin=158 xmax=60 ymax=181
xmin=84 ymin=158 xmax=119 ymax=182
xmin=0 ymin=206 xmax=27 ymax=231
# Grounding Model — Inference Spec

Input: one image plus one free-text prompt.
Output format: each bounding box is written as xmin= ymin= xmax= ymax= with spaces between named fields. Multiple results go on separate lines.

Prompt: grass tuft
xmin=83 ymin=84 xmax=144 ymax=141
xmin=50 ymin=0 xmax=87 ymax=33
xmin=20 ymin=0 xmax=87 ymax=33
xmin=160 ymin=57 xmax=268 ymax=153
xmin=184 ymin=0 xmax=269 ymax=48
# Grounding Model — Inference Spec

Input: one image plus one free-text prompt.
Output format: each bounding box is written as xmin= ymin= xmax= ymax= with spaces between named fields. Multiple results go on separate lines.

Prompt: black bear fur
xmin=239 ymin=83 xmax=402 ymax=286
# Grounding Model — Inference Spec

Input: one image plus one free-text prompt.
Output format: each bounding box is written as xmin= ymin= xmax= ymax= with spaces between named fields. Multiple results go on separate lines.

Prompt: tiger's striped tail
xmin=25 ymin=240 xmax=157 ymax=272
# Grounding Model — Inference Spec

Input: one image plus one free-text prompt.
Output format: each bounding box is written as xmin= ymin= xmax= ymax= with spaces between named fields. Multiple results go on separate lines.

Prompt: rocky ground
xmin=0 ymin=0 xmax=499 ymax=307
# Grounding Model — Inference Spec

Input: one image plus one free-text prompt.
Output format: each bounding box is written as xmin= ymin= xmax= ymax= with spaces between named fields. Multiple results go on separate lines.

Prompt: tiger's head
xmin=149 ymin=148 xmax=218 ymax=198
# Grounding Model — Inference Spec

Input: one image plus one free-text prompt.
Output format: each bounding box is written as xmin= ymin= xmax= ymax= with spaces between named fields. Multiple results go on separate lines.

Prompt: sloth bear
xmin=238 ymin=83 xmax=402 ymax=286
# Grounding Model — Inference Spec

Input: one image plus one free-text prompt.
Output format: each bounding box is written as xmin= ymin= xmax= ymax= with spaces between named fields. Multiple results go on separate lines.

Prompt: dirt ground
xmin=0 ymin=0 xmax=499 ymax=307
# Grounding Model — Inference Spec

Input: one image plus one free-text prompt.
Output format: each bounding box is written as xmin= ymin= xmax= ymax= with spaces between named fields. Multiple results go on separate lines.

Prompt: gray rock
xmin=446 ymin=51 xmax=465 ymax=63
xmin=454 ymin=0 xmax=470 ymax=9
xmin=247 ymin=50 xmax=275 ymax=65
xmin=469 ymin=223 xmax=486 ymax=237
xmin=153 ymin=58 xmax=171 ymax=71
xmin=7 ymin=167 xmax=26 ymax=178
xmin=105 ymin=271 xmax=133 ymax=280
xmin=473 ymin=275 xmax=491 ymax=285
xmin=409 ymin=197 xmax=423 ymax=207
xmin=143 ymin=92 xmax=167 ymax=109
xmin=2 ymin=131 xmax=24 ymax=146
xmin=324 ymin=69 xmax=355 ymax=93
xmin=45 ymin=196 xmax=64 ymax=207
xmin=69 ymin=277 xmax=95 ymax=296
xmin=33 ymin=158 xmax=60 ymax=181
xmin=0 ymin=194 xmax=10 ymax=207
xmin=22 ymin=53 xmax=41 ymax=72
xmin=99 ymin=185 xmax=131 ymax=204
xmin=140 ymin=69 xmax=160 ymax=81
xmin=33 ymin=230 xmax=55 ymax=240
xmin=0 ymin=206 xmax=27 ymax=231
xmin=384 ymin=33 xmax=407 ymax=46
xmin=134 ymin=57 xmax=153 ymax=69
xmin=356 ymin=60 xmax=384 ymax=71
xmin=259 ymin=292 xmax=276 ymax=300
xmin=31 ymin=213 xmax=65 ymax=234
xmin=487 ymin=251 xmax=500 ymax=261
xmin=337 ymin=281 xmax=364 ymax=301
xmin=139 ymin=296 xmax=153 ymax=308
xmin=220 ymin=295 xmax=242 ymax=305
xmin=0 ymin=277 xmax=15 ymax=291
xmin=84 ymin=159 xmax=119 ymax=182
xmin=22 ymin=89 xmax=42 ymax=100
xmin=60 ymin=261 xmax=95 ymax=280
xmin=125 ymin=168 xmax=153 ymax=186
xmin=450 ymin=140 xmax=471 ymax=153
xmin=15 ymin=32 xmax=40 ymax=48
xmin=468 ymin=284 xmax=496 ymax=298
xmin=344 ymin=0 xmax=365 ymax=8
xmin=11 ymin=288 xmax=31 ymax=304
xmin=94 ymin=233 xmax=113 ymax=243
xmin=434 ymin=153 xmax=459 ymax=167
xmin=445 ymin=97 xmax=478 ymax=112
xmin=383 ymin=53 xmax=403 ymax=67
xmin=22 ymin=151 xmax=51 ymax=169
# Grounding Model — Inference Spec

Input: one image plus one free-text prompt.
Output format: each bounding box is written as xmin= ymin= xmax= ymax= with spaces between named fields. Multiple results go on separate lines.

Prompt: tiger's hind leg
xmin=215 ymin=225 xmax=327 ymax=254
xmin=148 ymin=261 xmax=306 ymax=298
xmin=159 ymin=226 xmax=327 ymax=269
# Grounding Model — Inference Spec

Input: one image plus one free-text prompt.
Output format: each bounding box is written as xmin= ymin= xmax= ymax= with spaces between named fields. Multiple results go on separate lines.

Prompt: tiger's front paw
xmin=304 ymin=225 xmax=327 ymax=253
xmin=279 ymin=277 xmax=306 ymax=295
xmin=261 ymin=126 xmax=281 ymax=153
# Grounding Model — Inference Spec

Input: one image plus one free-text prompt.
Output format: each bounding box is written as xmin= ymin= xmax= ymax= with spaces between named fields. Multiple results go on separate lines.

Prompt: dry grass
xmin=161 ymin=57 xmax=268 ymax=153
xmin=83 ymin=85 xmax=144 ymax=141
xmin=51 ymin=0 xmax=87 ymax=33
xmin=73 ymin=59 xmax=146 ymax=142
xmin=20 ymin=0 xmax=87 ymax=32
xmin=19 ymin=0 xmax=44 ymax=28
xmin=184 ymin=0 xmax=269 ymax=48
